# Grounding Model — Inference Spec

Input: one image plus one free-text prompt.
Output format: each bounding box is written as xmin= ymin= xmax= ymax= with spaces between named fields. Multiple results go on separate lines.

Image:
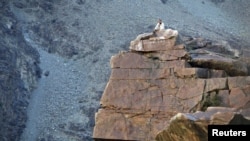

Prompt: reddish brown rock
xmin=110 ymin=68 xmax=171 ymax=80
xmin=228 ymin=76 xmax=250 ymax=89
xmin=93 ymin=109 xmax=176 ymax=141
xmin=217 ymin=90 xmax=230 ymax=107
xmin=204 ymin=78 xmax=227 ymax=93
xmin=144 ymin=47 xmax=189 ymax=61
xmin=156 ymin=60 xmax=190 ymax=69
xmin=174 ymin=68 xmax=207 ymax=78
xmin=174 ymin=68 xmax=227 ymax=78
xmin=176 ymin=79 xmax=204 ymax=100
xmin=110 ymin=52 xmax=152 ymax=69
xmin=229 ymin=85 xmax=250 ymax=109
xmin=174 ymin=44 xmax=186 ymax=49
xmin=111 ymin=51 xmax=191 ymax=69
xmin=100 ymin=80 xmax=151 ymax=108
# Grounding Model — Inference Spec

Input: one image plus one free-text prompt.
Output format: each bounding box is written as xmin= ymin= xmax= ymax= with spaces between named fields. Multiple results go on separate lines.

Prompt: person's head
xmin=158 ymin=19 xmax=162 ymax=24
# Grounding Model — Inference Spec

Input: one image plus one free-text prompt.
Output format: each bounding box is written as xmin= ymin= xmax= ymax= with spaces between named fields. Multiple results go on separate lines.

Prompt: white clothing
xmin=154 ymin=22 xmax=165 ymax=30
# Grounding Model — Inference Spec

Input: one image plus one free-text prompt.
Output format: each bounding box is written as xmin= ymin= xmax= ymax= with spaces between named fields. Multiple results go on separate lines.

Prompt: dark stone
xmin=76 ymin=0 xmax=86 ymax=5
xmin=39 ymin=1 xmax=54 ymax=14
xmin=44 ymin=70 xmax=50 ymax=77
xmin=210 ymin=0 xmax=225 ymax=4
xmin=69 ymin=122 xmax=86 ymax=132
xmin=160 ymin=0 xmax=168 ymax=4
xmin=58 ymin=123 xmax=66 ymax=129
xmin=13 ymin=2 xmax=26 ymax=9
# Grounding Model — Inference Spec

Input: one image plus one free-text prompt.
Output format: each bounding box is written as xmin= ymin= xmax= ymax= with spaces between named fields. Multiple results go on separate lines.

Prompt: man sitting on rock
xmin=130 ymin=19 xmax=179 ymax=50
xmin=153 ymin=19 xmax=165 ymax=34
xmin=151 ymin=19 xmax=178 ymax=40
xmin=140 ymin=19 xmax=165 ymax=40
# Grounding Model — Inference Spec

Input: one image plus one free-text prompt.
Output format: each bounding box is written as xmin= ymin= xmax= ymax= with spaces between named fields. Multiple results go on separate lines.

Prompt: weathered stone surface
xmin=110 ymin=52 xmax=190 ymax=69
xmin=174 ymin=44 xmax=186 ymax=49
xmin=129 ymin=32 xmax=154 ymax=50
xmin=229 ymin=85 xmax=250 ymax=109
xmin=144 ymin=48 xmax=189 ymax=61
xmin=218 ymin=90 xmax=230 ymax=107
xmin=111 ymin=52 xmax=190 ymax=69
xmin=111 ymin=52 xmax=151 ymax=68
xmin=157 ymin=60 xmax=190 ymax=69
xmin=174 ymin=68 xmax=227 ymax=79
xmin=204 ymin=78 xmax=227 ymax=93
xmin=209 ymin=69 xmax=228 ymax=78
xmin=174 ymin=68 xmax=206 ymax=78
xmin=189 ymin=49 xmax=248 ymax=76
xmin=176 ymin=79 xmax=204 ymax=100
xmin=93 ymin=109 xmax=175 ymax=141
xmin=130 ymin=37 xmax=176 ymax=52
xmin=155 ymin=107 xmax=250 ymax=141
xmin=110 ymin=68 xmax=171 ymax=80
xmin=209 ymin=40 xmax=240 ymax=58
xmin=185 ymin=37 xmax=211 ymax=49
xmin=228 ymin=76 xmax=250 ymax=89
xmin=184 ymin=38 xmax=240 ymax=58
xmin=141 ymin=38 xmax=176 ymax=51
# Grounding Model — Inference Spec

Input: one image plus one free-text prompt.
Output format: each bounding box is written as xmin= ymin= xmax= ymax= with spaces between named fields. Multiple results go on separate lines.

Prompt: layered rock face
xmin=0 ymin=2 xmax=41 ymax=141
xmin=93 ymin=35 xmax=250 ymax=141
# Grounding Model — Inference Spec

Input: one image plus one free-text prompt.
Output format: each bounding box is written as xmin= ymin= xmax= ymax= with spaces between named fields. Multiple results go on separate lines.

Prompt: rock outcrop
xmin=93 ymin=33 xmax=250 ymax=141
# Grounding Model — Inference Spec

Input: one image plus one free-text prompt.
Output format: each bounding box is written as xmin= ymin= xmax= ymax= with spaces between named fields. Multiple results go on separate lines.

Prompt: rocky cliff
xmin=0 ymin=2 xmax=41 ymax=141
xmin=93 ymin=34 xmax=250 ymax=140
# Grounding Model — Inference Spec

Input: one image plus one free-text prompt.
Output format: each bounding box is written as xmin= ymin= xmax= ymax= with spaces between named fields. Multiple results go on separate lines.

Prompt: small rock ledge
xmin=93 ymin=33 xmax=250 ymax=141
